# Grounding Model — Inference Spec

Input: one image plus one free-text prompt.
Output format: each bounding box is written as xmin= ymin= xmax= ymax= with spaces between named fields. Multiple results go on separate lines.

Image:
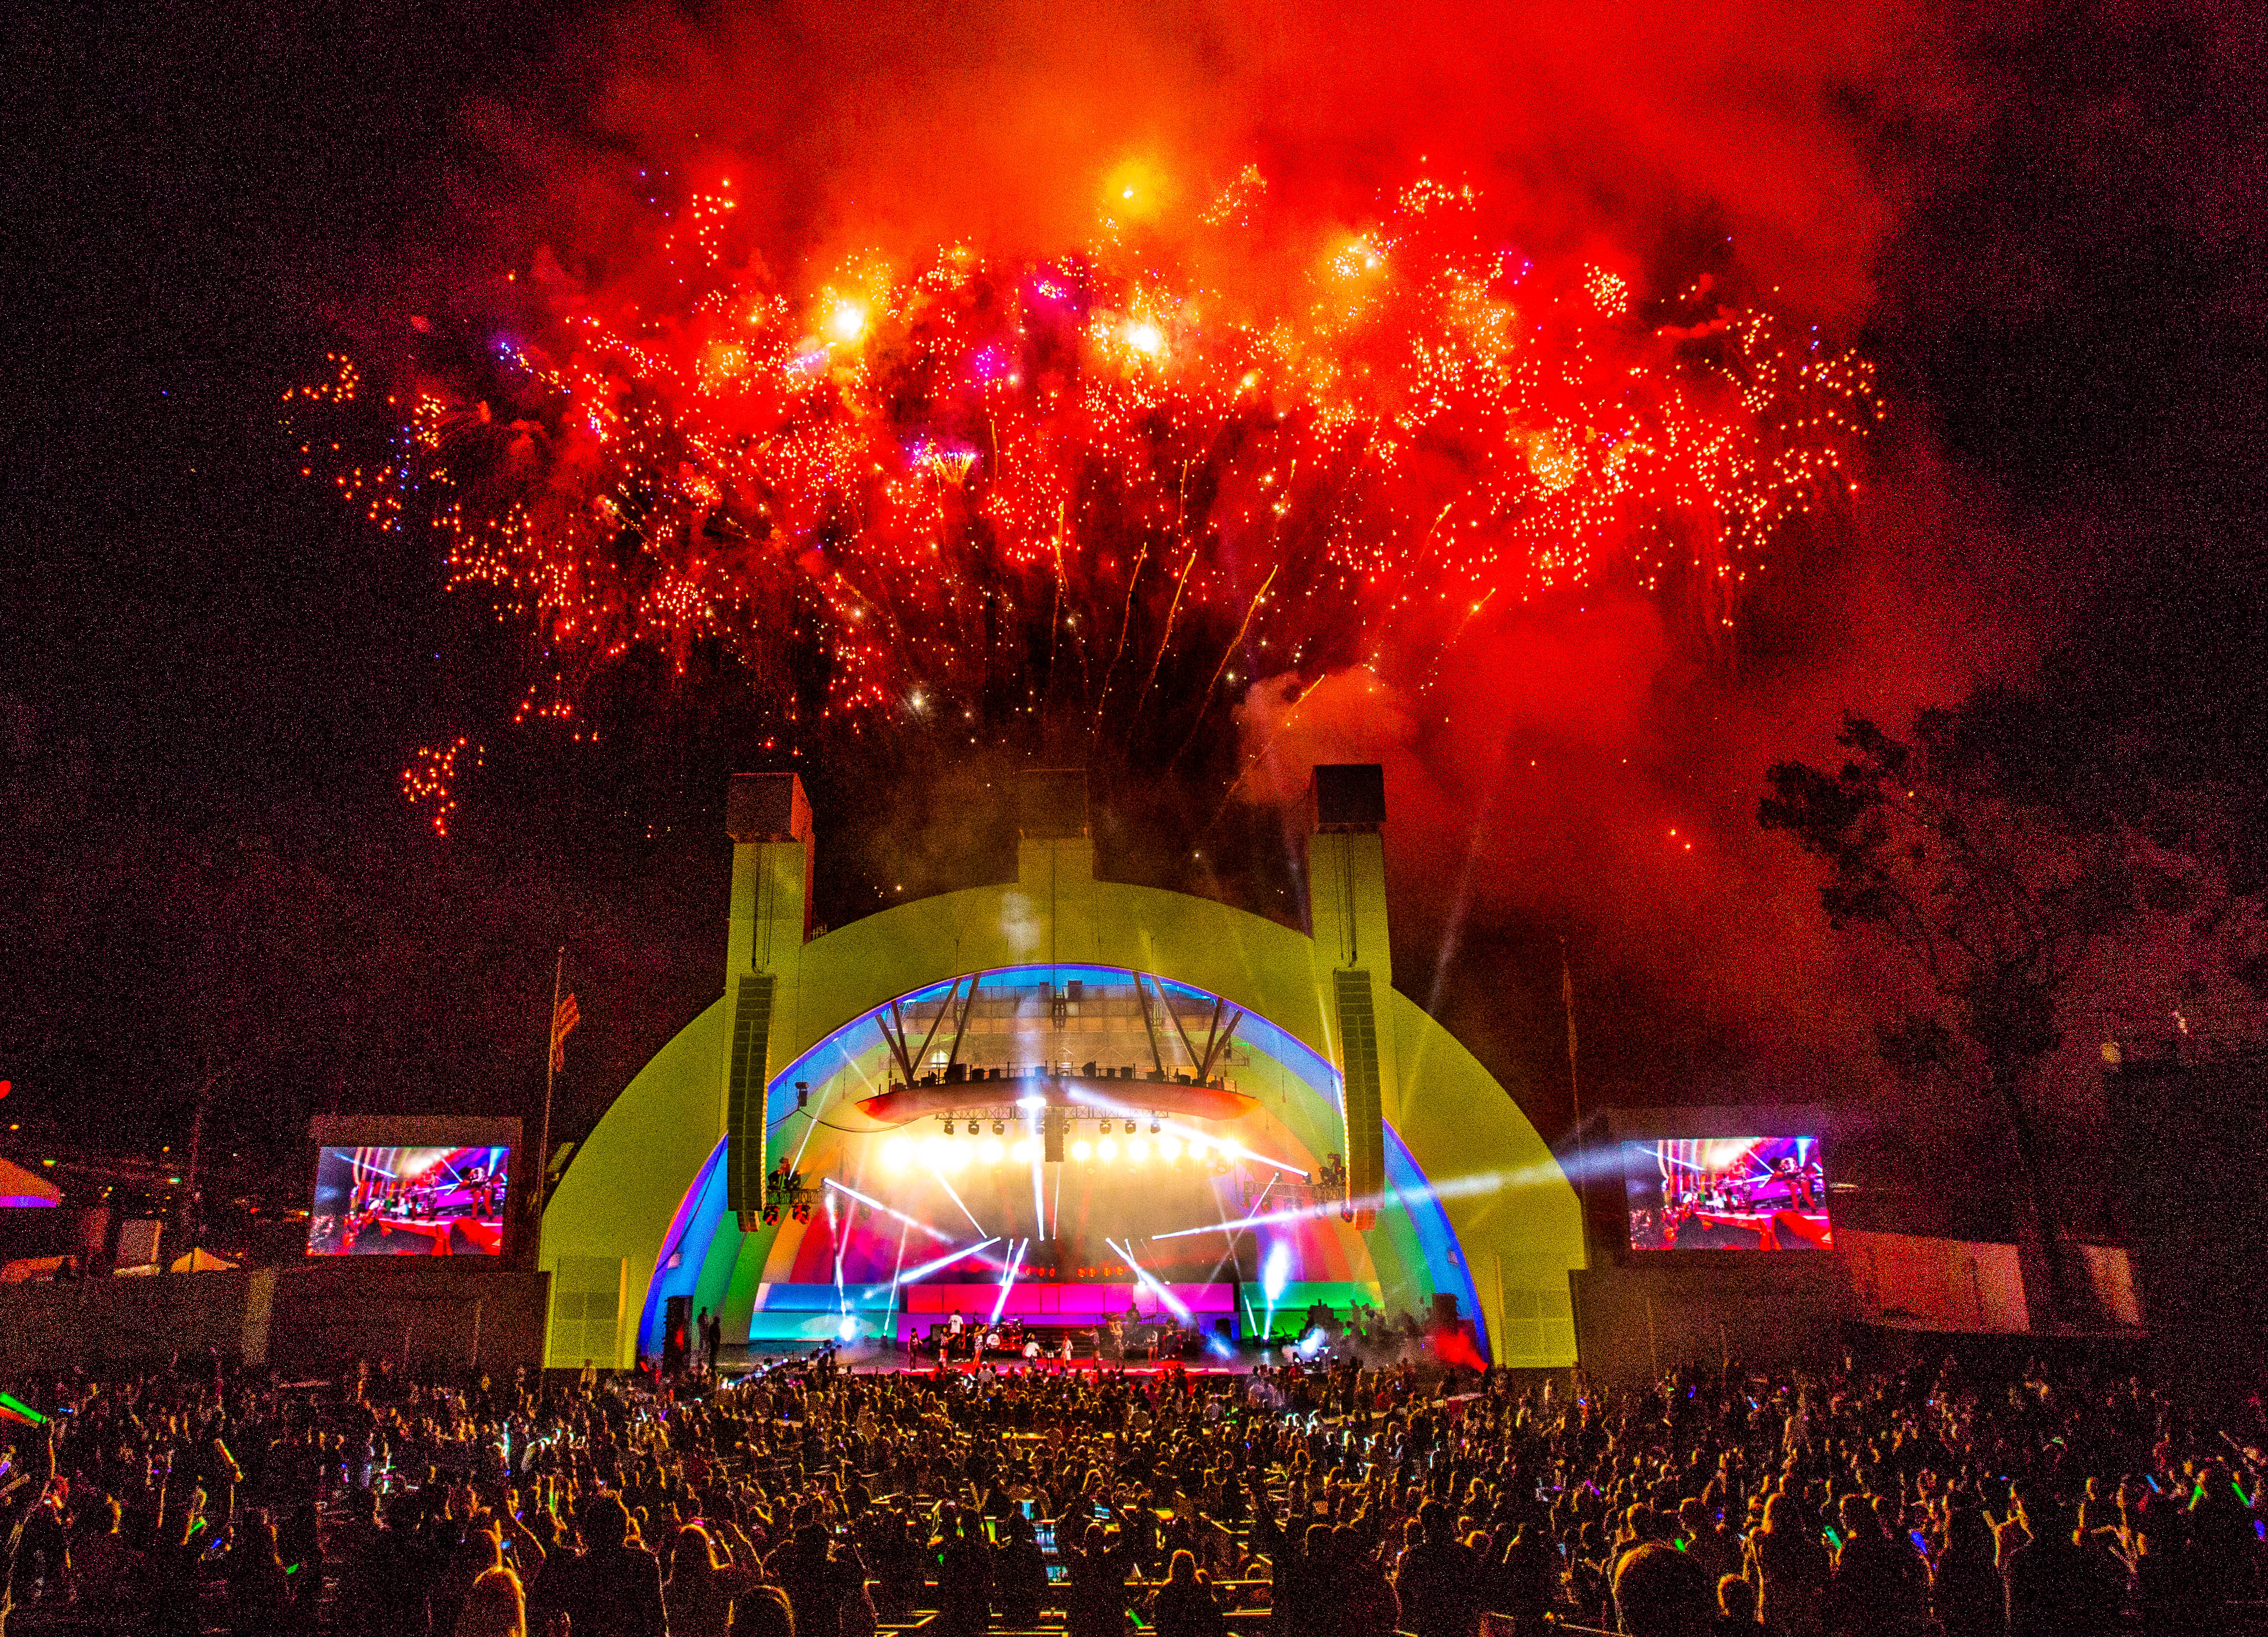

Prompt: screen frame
xmin=306 ymin=1116 xmax=523 ymax=1262
xmin=1618 ymin=1135 xmax=1832 ymax=1257
xmin=1599 ymin=1108 xmax=1841 ymax=1265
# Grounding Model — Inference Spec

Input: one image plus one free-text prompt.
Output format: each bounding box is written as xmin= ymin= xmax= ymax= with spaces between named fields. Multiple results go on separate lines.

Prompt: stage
xmin=724 ymin=1351 xmax=1258 ymax=1378
xmin=545 ymin=773 xmax=1590 ymax=1374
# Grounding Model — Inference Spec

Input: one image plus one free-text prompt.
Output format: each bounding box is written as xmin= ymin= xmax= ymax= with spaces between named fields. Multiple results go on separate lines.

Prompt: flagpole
xmin=537 ymin=946 xmax=563 ymax=1246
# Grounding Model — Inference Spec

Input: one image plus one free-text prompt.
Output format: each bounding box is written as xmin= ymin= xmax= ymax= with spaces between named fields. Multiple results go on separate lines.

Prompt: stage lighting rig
xmin=761 ymin=1157 xmax=817 ymax=1227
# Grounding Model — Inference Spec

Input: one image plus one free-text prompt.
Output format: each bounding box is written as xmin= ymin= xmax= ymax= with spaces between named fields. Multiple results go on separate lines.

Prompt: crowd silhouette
xmin=2 ymin=1345 xmax=2261 ymax=1635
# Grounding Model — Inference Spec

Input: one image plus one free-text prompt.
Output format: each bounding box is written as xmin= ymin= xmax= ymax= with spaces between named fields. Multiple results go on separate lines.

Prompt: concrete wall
xmin=0 ymin=1268 xmax=259 ymax=1370
xmin=1839 ymin=1230 xmax=2030 ymax=1334
xmin=0 ymin=1263 xmax=549 ymax=1376
xmin=1571 ymin=1257 xmax=1850 ymax=1384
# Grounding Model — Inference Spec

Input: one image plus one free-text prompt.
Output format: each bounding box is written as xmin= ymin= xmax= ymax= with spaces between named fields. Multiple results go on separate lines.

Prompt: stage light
xmin=980 ymin=1138 xmax=1005 ymax=1165
xmin=1071 ymin=1139 xmax=1093 ymax=1163
xmin=1128 ymin=1137 xmax=1149 ymax=1163
xmin=944 ymin=1142 xmax=971 ymax=1172
xmin=1188 ymin=1137 xmax=1210 ymax=1161
xmin=1011 ymin=1138 xmax=1036 ymax=1163
xmin=943 ymin=1119 xmax=955 ymax=1136
xmin=924 ymin=1136 xmax=950 ymax=1168
xmin=1157 ymin=1136 xmax=1181 ymax=1163
xmin=992 ymin=1120 xmax=1005 ymax=1137
xmin=882 ymin=1136 xmax=912 ymax=1172
xmin=1124 ymin=1120 xmax=1138 ymax=1135
xmin=1149 ymin=1117 xmax=1161 ymax=1135
xmin=1098 ymin=1137 xmax=1118 ymax=1162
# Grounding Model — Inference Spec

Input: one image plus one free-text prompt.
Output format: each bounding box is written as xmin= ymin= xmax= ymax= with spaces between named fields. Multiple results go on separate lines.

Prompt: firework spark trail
xmin=1172 ymin=561 xmax=1280 ymax=772
xmin=1128 ymin=542 xmax=1205 ymax=745
xmin=290 ymin=170 xmax=1881 ymax=812
xmin=400 ymin=738 xmax=482 ymax=836
xmin=1088 ymin=540 xmax=1150 ymax=743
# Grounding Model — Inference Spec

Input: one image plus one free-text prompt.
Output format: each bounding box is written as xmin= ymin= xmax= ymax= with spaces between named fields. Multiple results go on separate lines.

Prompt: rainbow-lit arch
xmin=540 ymin=786 xmax=1585 ymax=1369
xmin=637 ymin=966 xmax=1488 ymax=1356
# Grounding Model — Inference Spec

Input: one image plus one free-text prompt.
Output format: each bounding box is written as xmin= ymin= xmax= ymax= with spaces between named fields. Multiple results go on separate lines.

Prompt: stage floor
xmin=739 ymin=1357 xmax=1256 ymax=1379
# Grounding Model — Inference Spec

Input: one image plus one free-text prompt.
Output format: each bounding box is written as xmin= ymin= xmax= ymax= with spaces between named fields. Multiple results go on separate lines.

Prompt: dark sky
xmin=2 ymin=0 xmax=2262 ymax=1208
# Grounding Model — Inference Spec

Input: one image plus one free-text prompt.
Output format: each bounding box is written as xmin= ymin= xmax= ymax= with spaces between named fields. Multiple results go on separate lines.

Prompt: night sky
xmin=3 ymin=0 xmax=2262 ymax=1229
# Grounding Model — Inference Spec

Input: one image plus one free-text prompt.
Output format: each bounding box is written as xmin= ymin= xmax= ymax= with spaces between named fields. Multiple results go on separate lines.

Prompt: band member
xmin=1772 ymin=1155 xmax=1822 ymax=1211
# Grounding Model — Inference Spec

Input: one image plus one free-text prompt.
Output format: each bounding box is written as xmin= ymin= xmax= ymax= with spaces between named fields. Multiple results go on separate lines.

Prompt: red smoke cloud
xmin=1237 ymin=454 xmax=2057 ymax=1106
xmin=405 ymin=0 xmax=2068 ymax=1115
xmin=471 ymin=0 xmax=1942 ymax=321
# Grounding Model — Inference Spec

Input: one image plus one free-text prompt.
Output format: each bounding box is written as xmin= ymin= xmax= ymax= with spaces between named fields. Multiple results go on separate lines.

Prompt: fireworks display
xmin=292 ymin=169 xmax=1881 ymax=824
xmin=400 ymin=737 xmax=483 ymax=838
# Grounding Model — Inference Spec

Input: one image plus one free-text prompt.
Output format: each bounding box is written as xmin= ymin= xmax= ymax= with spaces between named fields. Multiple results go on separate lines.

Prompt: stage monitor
xmin=306 ymin=1116 xmax=520 ymax=1258
xmin=1624 ymin=1136 xmax=1831 ymax=1252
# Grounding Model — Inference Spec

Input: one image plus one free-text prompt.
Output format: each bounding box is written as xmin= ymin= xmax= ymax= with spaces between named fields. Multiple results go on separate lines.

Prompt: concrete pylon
xmin=1305 ymin=765 xmax=1396 ymax=1236
xmin=721 ymin=773 xmax=813 ymax=1228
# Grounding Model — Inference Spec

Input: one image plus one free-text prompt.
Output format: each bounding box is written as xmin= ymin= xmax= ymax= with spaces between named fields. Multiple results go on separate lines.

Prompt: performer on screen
xmin=1772 ymin=1155 xmax=1823 ymax=1211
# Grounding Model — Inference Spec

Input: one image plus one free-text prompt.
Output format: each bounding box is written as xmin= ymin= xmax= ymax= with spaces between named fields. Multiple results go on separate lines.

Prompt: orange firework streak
xmin=291 ymin=172 xmax=1881 ymax=809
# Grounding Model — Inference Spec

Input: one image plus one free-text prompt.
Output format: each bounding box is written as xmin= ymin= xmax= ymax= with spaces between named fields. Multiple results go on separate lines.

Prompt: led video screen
xmin=307 ymin=1145 xmax=509 ymax=1257
xmin=1625 ymin=1136 xmax=1830 ymax=1252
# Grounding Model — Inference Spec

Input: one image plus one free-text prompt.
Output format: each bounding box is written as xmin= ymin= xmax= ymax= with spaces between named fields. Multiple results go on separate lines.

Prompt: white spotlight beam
xmin=823 ymin=1178 xmax=956 ymax=1243
xmin=1106 ymin=1238 xmax=1193 ymax=1322
xmin=932 ymin=1168 xmax=987 ymax=1238
xmin=827 ymin=1189 xmax=847 ymax=1312
xmin=1220 ymin=1145 xmax=1313 ymax=1177
xmin=1069 ymin=1089 xmax=1309 ymax=1178
xmin=1203 ymin=1174 xmax=1276 ymax=1285
xmin=1148 ymin=1165 xmax=1559 ymax=1241
xmin=987 ymin=1238 xmax=1029 ymax=1328
xmin=895 ymin=1237 xmax=1002 ymax=1285
xmin=885 ymin=1217 xmax=912 ymax=1329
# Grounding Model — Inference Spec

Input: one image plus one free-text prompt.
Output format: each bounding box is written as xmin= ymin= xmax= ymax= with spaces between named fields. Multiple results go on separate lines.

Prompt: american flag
xmin=550 ymin=990 xmax=580 ymax=1072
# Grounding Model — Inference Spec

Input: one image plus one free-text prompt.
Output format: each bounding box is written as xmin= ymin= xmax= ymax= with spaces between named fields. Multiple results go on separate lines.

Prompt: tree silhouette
xmin=1760 ymin=688 xmax=2155 ymax=1321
